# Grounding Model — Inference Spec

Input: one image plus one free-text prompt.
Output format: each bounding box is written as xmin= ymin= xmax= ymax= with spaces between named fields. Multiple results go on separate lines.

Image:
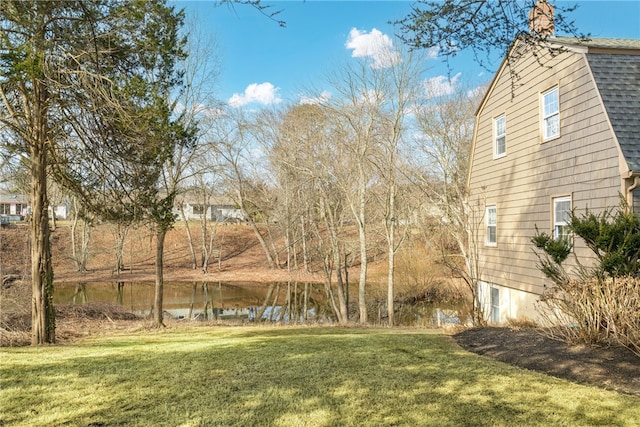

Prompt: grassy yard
xmin=1 ymin=326 xmax=639 ymax=426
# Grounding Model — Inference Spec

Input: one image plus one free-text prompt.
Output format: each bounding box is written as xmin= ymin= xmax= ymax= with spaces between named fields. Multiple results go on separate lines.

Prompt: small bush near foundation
xmin=538 ymin=276 xmax=640 ymax=356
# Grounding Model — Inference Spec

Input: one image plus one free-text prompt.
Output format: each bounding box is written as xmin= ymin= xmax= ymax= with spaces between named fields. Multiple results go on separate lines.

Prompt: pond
xmin=53 ymin=281 xmax=467 ymax=327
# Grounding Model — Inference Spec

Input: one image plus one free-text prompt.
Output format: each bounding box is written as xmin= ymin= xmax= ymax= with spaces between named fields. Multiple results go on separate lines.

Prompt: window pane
xmin=553 ymin=197 xmax=571 ymax=240
xmin=544 ymin=114 xmax=559 ymax=139
xmin=554 ymin=224 xmax=571 ymax=240
xmin=496 ymin=116 xmax=505 ymax=135
xmin=487 ymin=207 xmax=496 ymax=225
xmin=487 ymin=225 xmax=496 ymax=243
xmin=496 ymin=136 xmax=506 ymax=155
xmin=543 ymin=88 xmax=559 ymax=139
xmin=555 ymin=200 xmax=571 ymax=223
xmin=495 ymin=116 xmax=506 ymax=156
xmin=486 ymin=206 xmax=496 ymax=244
xmin=543 ymin=88 xmax=558 ymax=115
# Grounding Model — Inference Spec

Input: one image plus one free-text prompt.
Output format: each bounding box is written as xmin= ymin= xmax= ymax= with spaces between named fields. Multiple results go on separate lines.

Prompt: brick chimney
xmin=528 ymin=0 xmax=555 ymax=36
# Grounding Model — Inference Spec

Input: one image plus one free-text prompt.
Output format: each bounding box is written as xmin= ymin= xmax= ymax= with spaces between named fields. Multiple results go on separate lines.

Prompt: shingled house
xmin=466 ymin=29 xmax=640 ymax=322
xmin=0 ymin=193 xmax=29 ymax=222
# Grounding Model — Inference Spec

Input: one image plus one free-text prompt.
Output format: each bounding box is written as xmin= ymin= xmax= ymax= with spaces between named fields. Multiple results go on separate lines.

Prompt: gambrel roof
xmin=555 ymin=37 xmax=640 ymax=171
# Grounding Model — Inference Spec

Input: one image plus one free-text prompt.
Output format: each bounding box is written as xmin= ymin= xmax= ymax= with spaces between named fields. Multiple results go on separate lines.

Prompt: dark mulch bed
xmin=453 ymin=327 xmax=640 ymax=396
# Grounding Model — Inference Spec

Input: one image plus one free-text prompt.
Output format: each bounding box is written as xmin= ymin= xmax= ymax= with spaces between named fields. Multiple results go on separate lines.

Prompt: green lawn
xmin=1 ymin=326 xmax=639 ymax=426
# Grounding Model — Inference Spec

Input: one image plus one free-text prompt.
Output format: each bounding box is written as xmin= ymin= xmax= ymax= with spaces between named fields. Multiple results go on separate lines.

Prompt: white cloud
xmin=299 ymin=90 xmax=332 ymax=105
xmin=423 ymin=73 xmax=462 ymax=98
xmin=345 ymin=28 xmax=401 ymax=69
xmin=426 ymin=46 xmax=440 ymax=60
xmin=228 ymin=82 xmax=282 ymax=108
xmin=467 ymin=85 xmax=486 ymax=99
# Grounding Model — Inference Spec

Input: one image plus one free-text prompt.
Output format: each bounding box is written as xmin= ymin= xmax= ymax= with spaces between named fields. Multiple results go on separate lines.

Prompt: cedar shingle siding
xmin=467 ymin=37 xmax=640 ymax=310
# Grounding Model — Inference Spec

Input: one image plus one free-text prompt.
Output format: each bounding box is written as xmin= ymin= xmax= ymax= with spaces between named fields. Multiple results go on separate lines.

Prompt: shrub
xmin=532 ymin=199 xmax=640 ymax=356
xmin=537 ymin=277 xmax=640 ymax=355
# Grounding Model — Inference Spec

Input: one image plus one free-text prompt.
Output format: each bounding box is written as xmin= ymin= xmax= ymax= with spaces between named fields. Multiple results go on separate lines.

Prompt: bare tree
xmin=322 ymin=61 xmax=390 ymax=324
xmin=177 ymin=196 xmax=198 ymax=270
xmin=253 ymin=107 xmax=299 ymax=272
xmin=371 ymin=47 xmax=426 ymax=326
xmin=410 ymin=83 xmax=487 ymax=325
xmin=146 ymin=14 xmax=228 ymax=326
xmin=207 ymin=110 xmax=277 ymax=268
xmin=267 ymin=103 xmax=352 ymax=323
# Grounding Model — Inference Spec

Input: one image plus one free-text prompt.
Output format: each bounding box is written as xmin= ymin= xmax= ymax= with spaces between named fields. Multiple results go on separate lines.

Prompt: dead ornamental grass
xmin=1 ymin=326 xmax=639 ymax=427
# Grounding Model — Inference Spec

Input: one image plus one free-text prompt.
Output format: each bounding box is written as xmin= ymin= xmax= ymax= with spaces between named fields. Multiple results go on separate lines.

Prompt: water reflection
xmin=54 ymin=281 xmax=329 ymax=323
xmin=54 ymin=281 xmax=467 ymax=326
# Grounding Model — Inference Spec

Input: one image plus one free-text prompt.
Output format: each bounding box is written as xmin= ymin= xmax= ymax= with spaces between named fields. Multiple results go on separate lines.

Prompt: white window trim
xmin=541 ymin=86 xmax=560 ymax=141
xmin=494 ymin=115 xmax=506 ymax=159
xmin=486 ymin=205 xmax=497 ymax=246
xmin=553 ymin=195 xmax=572 ymax=240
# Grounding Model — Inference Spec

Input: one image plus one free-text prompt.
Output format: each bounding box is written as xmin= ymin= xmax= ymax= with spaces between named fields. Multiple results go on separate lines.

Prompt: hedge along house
xmin=466 ymin=1 xmax=640 ymax=323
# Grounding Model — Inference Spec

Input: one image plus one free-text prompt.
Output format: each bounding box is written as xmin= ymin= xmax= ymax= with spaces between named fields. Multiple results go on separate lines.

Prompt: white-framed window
xmin=542 ymin=86 xmax=559 ymax=140
xmin=486 ymin=205 xmax=497 ymax=246
xmin=490 ymin=287 xmax=500 ymax=323
xmin=553 ymin=196 xmax=572 ymax=240
xmin=494 ymin=115 xmax=506 ymax=158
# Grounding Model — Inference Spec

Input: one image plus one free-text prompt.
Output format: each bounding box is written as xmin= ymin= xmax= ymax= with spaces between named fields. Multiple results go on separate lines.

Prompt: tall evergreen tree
xmin=0 ymin=0 xmax=189 ymax=343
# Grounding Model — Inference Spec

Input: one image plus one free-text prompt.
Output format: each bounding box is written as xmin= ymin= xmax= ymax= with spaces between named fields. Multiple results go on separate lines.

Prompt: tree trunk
xmin=80 ymin=220 xmax=90 ymax=271
xmin=153 ymin=228 xmax=167 ymax=327
xmin=387 ymin=232 xmax=396 ymax=327
xmin=30 ymin=99 xmax=55 ymax=345
xmin=357 ymin=177 xmax=368 ymax=324
xmin=50 ymin=207 xmax=56 ymax=231
xmin=387 ymin=182 xmax=397 ymax=327
xmin=246 ymin=217 xmax=276 ymax=268
xmin=200 ymin=209 xmax=208 ymax=268
xmin=334 ymin=248 xmax=349 ymax=322
xmin=200 ymin=213 xmax=209 ymax=272
xmin=179 ymin=203 xmax=197 ymax=269
xmin=70 ymin=199 xmax=80 ymax=269
xmin=70 ymin=197 xmax=89 ymax=272
xmin=321 ymin=197 xmax=348 ymax=323
xmin=113 ymin=224 xmax=129 ymax=274
xmin=301 ymin=215 xmax=310 ymax=273
xmin=322 ymin=255 xmax=347 ymax=324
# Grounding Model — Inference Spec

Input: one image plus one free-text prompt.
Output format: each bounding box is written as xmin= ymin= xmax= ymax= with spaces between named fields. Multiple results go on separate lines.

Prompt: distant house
xmin=0 ymin=193 xmax=71 ymax=222
xmin=51 ymin=199 xmax=70 ymax=220
xmin=0 ymin=194 xmax=29 ymax=221
xmin=175 ymin=194 xmax=244 ymax=223
xmin=466 ymin=20 xmax=640 ymax=322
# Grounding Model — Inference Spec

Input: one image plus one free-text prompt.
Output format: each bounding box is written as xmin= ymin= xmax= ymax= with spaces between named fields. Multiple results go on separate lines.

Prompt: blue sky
xmin=174 ymin=1 xmax=640 ymax=108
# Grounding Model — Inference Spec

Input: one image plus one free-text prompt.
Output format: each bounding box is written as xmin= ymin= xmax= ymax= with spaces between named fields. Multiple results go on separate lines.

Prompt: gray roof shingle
xmin=553 ymin=37 xmax=640 ymax=50
xmin=587 ymin=53 xmax=640 ymax=171
xmin=552 ymin=37 xmax=640 ymax=171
